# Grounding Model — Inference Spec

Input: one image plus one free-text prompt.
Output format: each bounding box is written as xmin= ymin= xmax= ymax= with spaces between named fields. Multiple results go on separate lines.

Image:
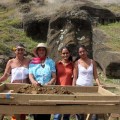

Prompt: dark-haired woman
xmin=73 ymin=45 xmax=102 ymax=120
xmin=54 ymin=46 xmax=74 ymax=120
xmin=73 ymin=45 xmax=101 ymax=87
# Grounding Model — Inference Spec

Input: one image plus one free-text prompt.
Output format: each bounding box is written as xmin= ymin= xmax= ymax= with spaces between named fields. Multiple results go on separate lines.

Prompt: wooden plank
xmin=2 ymin=83 xmax=99 ymax=93
xmin=104 ymin=86 xmax=116 ymax=89
xmin=98 ymin=87 xmax=116 ymax=96
xmin=0 ymin=93 xmax=120 ymax=105
xmin=0 ymin=104 xmax=119 ymax=114
xmin=29 ymin=100 xmax=120 ymax=105
xmin=0 ymin=84 xmax=120 ymax=106
xmin=0 ymin=83 xmax=116 ymax=96
xmin=0 ymin=94 xmax=14 ymax=99
xmin=4 ymin=83 xmax=28 ymax=90
xmin=0 ymin=83 xmax=5 ymax=92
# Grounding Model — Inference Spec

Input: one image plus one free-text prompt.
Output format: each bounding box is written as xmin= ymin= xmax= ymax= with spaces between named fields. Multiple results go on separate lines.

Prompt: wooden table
xmin=0 ymin=83 xmax=120 ymax=115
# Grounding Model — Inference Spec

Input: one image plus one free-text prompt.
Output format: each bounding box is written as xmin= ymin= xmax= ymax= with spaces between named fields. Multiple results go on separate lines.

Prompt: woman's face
xmin=15 ymin=48 xmax=25 ymax=57
xmin=61 ymin=48 xmax=70 ymax=60
xmin=78 ymin=47 xmax=87 ymax=58
xmin=37 ymin=47 xmax=46 ymax=57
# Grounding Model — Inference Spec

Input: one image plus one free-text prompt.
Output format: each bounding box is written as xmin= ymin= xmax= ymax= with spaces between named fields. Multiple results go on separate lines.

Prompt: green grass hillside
xmin=98 ymin=22 xmax=120 ymax=51
xmin=0 ymin=5 xmax=38 ymax=55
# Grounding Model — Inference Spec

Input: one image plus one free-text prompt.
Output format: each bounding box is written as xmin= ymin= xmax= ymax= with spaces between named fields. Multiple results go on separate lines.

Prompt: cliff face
xmin=0 ymin=0 xmax=120 ymax=78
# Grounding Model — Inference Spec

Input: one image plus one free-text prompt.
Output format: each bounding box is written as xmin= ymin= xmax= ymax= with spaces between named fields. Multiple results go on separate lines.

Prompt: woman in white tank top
xmin=0 ymin=43 xmax=30 ymax=84
xmin=73 ymin=45 xmax=101 ymax=86
xmin=0 ymin=43 xmax=30 ymax=120
xmin=72 ymin=45 xmax=102 ymax=120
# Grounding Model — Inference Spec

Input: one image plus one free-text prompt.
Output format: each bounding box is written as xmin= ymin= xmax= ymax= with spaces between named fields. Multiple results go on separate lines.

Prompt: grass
xmin=0 ymin=6 xmax=38 ymax=56
xmin=103 ymin=4 xmax=120 ymax=14
xmin=98 ymin=71 xmax=120 ymax=95
xmin=98 ymin=22 xmax=120 ymax=51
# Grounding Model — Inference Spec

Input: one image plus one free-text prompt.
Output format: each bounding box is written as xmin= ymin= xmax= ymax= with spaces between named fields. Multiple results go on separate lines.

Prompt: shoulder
xmin=24 ymin=57 xmax=30 ymax=62
xmin=73 ymin=60 xmax=78 ymax=67
xmin=91 ymin=59 xmax=97 ymax=67
xmin=5 ymin=59 xmax=14 ymax=68
xmin=56 ymin=60 xmax=62 ymax=66
xmin=29 ymin=63 xmax=38 ymax=68
xmin=91 ymin=59 xmax=95 ymax=64
xmin=7 ymin=58 xmax=14 ymax=64
xmin=69 ymin=61 xmax=74 ymax=66
xmin=75 ymin=59 xmax=79 ymax=64
xmin=56 ymin=60 xmax=61 ymax=64
xmin=46 ymin=57 xmax=55 ymax=63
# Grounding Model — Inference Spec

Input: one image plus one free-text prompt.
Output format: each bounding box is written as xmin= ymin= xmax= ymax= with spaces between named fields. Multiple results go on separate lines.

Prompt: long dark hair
xmin=60 ymin=46 xmax=72 ymax=61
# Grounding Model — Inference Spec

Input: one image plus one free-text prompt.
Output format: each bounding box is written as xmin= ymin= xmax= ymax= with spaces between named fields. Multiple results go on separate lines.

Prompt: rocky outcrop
xmin=23 ymin=13 xmax=50 ymax=41
xmin=47 ymin=8 xmax=92 ymax=61
xmin=93 ymin=29 xmax=120 ymax=78
xmin=22 ymin=1 xmax=119 ymax=60
xmin=0 ymin=0 xmax=120 ymax=78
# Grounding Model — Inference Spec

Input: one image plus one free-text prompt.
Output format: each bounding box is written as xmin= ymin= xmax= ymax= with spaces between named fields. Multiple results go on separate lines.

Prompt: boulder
xmin=47 ymin=7 xmax=92 ymax=61
xmin=93 ymin=29 xmax=120 ymax=78
xmin=23 ymin=13 xmax=50 ymax=41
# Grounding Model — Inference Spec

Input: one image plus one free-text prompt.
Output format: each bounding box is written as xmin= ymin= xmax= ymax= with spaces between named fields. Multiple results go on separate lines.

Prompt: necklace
xmin=15 ymin=57 xmax=24 ymax=66
xmin=41 ymin=61 xmax=45 ymax=68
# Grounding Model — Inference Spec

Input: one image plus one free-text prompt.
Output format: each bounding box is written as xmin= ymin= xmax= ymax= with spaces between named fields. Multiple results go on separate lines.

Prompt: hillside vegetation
xmin=0 ymin=1 xmax=38 ymax=55
xmin=0 ymin=1 xmax=120 ymax=78
xmin=0 ymin=0 xmax=120 ymax=55
xmin=98 ymin=22 xmax=120 ymax=51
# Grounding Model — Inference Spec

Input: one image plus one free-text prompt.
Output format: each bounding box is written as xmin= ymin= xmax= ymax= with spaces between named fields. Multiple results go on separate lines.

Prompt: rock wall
xmin=93 ymin=29 xmax=120 ymax=78
xmin=47 ymin=9 xmax=92 ymax=61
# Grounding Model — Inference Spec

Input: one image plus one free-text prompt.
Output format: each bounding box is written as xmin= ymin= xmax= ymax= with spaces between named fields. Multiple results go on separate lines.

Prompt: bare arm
xmin=0 ymin=60 xmax=11 ymax=82
xmin=72 ymin=61 xmax=78 ymax=86
xmin=93 ymin=60 xmax=101 ymax=86
xmin=45 ymin=72 xmax=56 ymax=85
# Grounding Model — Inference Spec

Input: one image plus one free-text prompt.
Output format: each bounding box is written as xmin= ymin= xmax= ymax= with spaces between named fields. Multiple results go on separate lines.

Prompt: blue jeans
xmin=53 ymin=114 xmax=70 ymax=120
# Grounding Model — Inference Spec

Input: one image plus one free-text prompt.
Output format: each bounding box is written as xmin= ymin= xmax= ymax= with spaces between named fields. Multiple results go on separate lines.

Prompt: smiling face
xmin=15 ymin=47 xmax=25 ymax=57
xmin=61 ymin=48 xmax=70 ymax=61
xmin=78 ymin=46 xmax=88 ymax=59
